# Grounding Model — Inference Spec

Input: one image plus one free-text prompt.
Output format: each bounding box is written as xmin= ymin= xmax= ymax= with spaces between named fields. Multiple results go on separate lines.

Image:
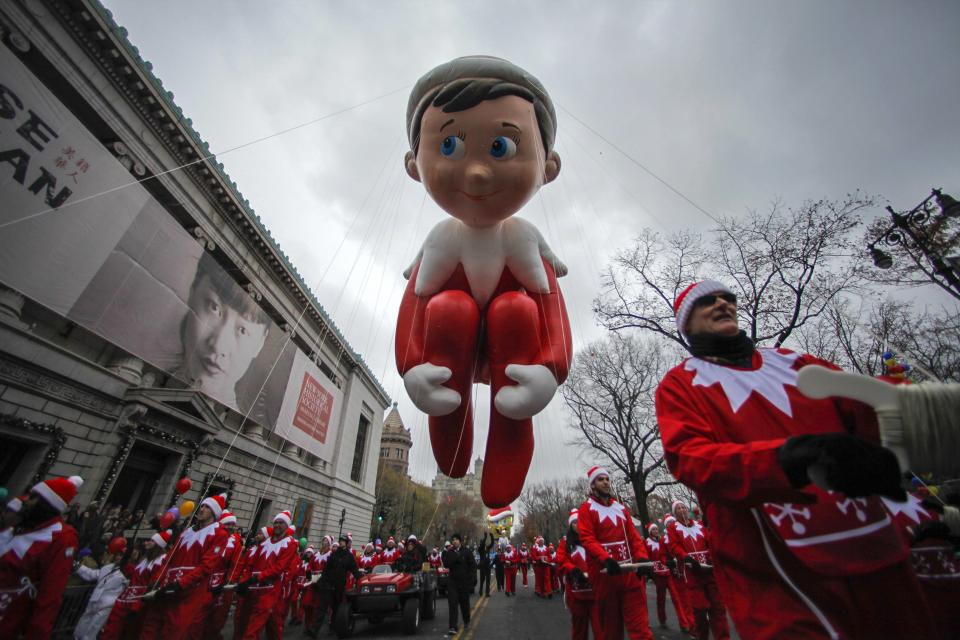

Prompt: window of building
xmin=381 ymin=447 xmax=388 ymax=458
xmin=350 ymin=415 xmax=370 ymax=482
xmin=107 ymin=441 xmax=168 ymax=516
xmin=251 ymin=497 xmax=272 ymax=535
xmin=396 ymin=448 xmax=403 ymax=460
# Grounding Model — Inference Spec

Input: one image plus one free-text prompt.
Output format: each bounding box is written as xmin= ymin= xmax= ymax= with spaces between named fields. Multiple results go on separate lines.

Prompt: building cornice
xmin=34 ymin=0 xmax=389 ymax=407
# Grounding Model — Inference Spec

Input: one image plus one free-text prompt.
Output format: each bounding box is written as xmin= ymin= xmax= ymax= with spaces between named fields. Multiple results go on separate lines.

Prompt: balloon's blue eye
xmin=490 ymin=136 xmax=518 ymax=160
xmin=440 ymin=135 xmax=466 ymax=159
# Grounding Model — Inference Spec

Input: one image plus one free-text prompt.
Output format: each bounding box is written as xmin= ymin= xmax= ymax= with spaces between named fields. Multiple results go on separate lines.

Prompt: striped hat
xmin=568 ymin=508 xmax=579 ymax=524
xmin=586 ymin=466 xmax=609 ymax=485
xmin=151 ymin=529 xmax=173 ymax=548
xmin=200 ymin=493 xmax=227 ymax=519
xmin=32 ymin=476 xmax=83 ymax=512
xmin=673 ymin=280 xmax=733 ymax=340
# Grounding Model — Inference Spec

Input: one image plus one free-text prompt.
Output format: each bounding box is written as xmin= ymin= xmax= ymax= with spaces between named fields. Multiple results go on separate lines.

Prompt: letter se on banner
xmin=274 ymin=350 xmax=343 ymax=460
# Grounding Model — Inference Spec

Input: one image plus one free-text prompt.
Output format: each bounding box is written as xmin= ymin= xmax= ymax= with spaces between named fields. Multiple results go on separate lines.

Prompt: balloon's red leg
xmin=423 ymin=290 xmax=479 ymax=478
xmin=482 ymin=291 xmax=540 ymax=507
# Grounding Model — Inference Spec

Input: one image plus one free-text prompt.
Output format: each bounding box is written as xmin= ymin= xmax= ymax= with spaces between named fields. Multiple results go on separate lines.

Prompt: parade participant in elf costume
xmin=577 ymin=466 xmax=652 ymax=640
xmin=202 ymin=510 xmax=243 ymax=639
xmin=232 ymin=513 xmax=298 ymax=640
xmin=396 ymin=55 xmax=573 ymax=508
xmin=519 ymin=541 xmax=530 ymax=587
xmin=0 ymin=475 xmax=81 ymax=639
xmin=300 ymin=546 xmax=322 ymax=632
xmin=428 ymin=547 xmax=443 ymax=569
xmin=644 ymin=523 xmax=692 ymax=633
xmin=882 ymin=492 xmax=960 ymax=640
xmin=502 ymin=543 xmax=520 ymax=596
xmin=660 ymin=515 xmax=694 ymax=631
xmin=656 ymin=279 xmax=937 ymax=639
xmin=380 ymin=536 xmax=399 ymax=566
xmin=230 ymin=526 xmax=269 ymax=639
xmin=557 ymin=509 xmax=602 ymax=640
xmin=530 ymin=535 xmax=551 ymax=597
xmin=101 ymin=530 xmax=171 ymax=640
xmin=141 ymin=493 xmax=229 ymax=640
xmin=358 ymin=543 xmax=379 ymax=572
xmin=548 ymin=542 xmax=560 ymax=594
xmin=666 ymin=501 xmax=729 ymax=640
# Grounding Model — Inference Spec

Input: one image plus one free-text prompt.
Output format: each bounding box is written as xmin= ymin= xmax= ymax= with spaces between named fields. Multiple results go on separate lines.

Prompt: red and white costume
xmin=882 ymin=493 xmax=960 ymax=640
xmin=140 ymin=519 xmax=228 ymax=640
xmin=577 ymin=494 xmax=652 ymax=640
xmin=502 ymin=546 xmax=519 ymax=594
xmin=656 ymin=346 xmax=937 ymax=639
xmin=556 ymin=537 xmax=602 ymax=640
xmin=530 ymin=539 xmax=551 ymax=596
xmin=202 ymin=528 xmax=243 ymax=639
xmin=379 ymin=544 xmax=399 ymax=567
xmin=358 ymin=547 xmax=380 ymax=572
xmin=428 ymin=550 xmax=442 ymax=570
xmin=0 ymin=515 xmax=78 ymax=639
xmin=396 ymin=217 xmax=572 ymax=507
xmin=232 ymin=532 xmax=299 ymax=640
xmin=666 ymin=516 xmax=729 ymax=639
xmin=300 ymin=549 xmax=323 ymax=630
xmin=548 ymin=544 xmax=560 ymax=593
xmin=101 ymin=551 xmax=166 ymax=640
xmin=645 ymin=530 xmax=692 ymax=631
xmin=518 ymin=545 xmax=530 ymax=586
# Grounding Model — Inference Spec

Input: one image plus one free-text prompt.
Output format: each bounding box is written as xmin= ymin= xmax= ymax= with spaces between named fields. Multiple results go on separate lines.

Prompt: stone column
xmin=282 ymin=440 xmax=299 ymax=457
xmin=0 ymin=287 xmax=27 ymax=327
xmin=242 ymin=421 xmax=265 ymax=439
xmin=108 ymin=355 xmax=144 ymax=385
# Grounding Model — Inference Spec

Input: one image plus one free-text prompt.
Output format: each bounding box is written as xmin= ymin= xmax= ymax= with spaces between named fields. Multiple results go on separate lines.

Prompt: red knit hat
xmin=671 ymin=500 xmax=687 ymax=516
xmin=200 ymin=493 xmax=227 ymax=519
xmin=32 ymin=475 xmax=83 ymax=512
xmin=586 ymin=466 xmax=609 ymax=485
xmin=107 ymin=536 xmax=127 ymax=555
xmin=219 ymin=510 xmax=237 ymax=525
xmin=274 ymin=510 xmax=292 ymax=526
xmin=647 ymin=523 xmax=659 ymax=534
xmin=568 ymin=508 xmax=579 ymax=524
xmin=673 ymin=280 xmax=733 ymax=340
xmin=151 ymin=529 xmax=173 ymax=548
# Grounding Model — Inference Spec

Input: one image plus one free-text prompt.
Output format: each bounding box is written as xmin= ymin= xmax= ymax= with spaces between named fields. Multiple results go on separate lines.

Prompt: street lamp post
xmin=867 ymin=188 xmax=960 ymax=298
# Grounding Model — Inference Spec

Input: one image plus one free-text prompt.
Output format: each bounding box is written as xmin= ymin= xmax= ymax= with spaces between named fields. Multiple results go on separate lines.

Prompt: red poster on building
xmin=292 ymin=371 xmax=333 ymax=443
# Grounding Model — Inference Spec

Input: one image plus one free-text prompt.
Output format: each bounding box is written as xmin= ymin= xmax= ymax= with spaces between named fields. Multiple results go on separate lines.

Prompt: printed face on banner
xmin=179 ymin=255 xmax=270 ymax=406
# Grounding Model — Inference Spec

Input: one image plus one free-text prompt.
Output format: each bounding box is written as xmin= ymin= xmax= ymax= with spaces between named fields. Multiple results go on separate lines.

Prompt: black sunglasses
xmin=693 ymin=292 xmax=737 ymax=308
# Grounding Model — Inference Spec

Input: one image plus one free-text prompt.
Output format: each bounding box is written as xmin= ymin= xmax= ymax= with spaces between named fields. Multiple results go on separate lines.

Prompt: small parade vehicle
xmin=334 ymin=564 xmax=437 ymax=637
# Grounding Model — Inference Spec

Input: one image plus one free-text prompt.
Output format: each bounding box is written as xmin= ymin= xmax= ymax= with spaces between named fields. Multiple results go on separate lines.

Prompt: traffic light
xmin=377 ymin=511 xmax=385 ymax=523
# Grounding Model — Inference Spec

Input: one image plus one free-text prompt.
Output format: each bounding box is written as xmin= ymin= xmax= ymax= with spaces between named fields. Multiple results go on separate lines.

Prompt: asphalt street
xmin=284 ymin=579 xmax=734 ymax=639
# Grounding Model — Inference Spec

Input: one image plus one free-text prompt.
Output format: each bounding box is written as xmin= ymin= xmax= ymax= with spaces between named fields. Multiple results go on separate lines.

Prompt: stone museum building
xmin=0 ymin=0 xmax=389 ymax=540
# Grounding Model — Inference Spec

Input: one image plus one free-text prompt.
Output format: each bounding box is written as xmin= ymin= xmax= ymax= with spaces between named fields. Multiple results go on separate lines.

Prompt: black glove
xmin=210 ymin=583 xmax=224 ymax=595
xmin=778 ymin=433 xmax=906 ymax=501
xmin=235 ymin=579 xmax=251 ymax=595
xmin=684 ymin=555 xmax=701 ymax=573
xmin=912 ymin=520 xmax=953 ymax=545
xmin=635 ymin=564 xmax=655 ymax=578
xmin=603 ymin=558 xmax=621 ymax=575
xmin=568 ymin=567 xmax=585 ymax=582
xmin=305 ymin=571 xmax=313 ymax=581
xmin=161 ymin=581 xmax=182 ymax=597
xmin=665 ymin=558 xmax=677 ymax=569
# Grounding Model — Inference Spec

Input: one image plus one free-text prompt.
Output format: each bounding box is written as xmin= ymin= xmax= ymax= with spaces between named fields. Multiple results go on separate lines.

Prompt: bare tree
xmin=797 ymin=297 xmax=960 ymax=382
xmin=562 ymin=334 xmax=679 ymax=524
xmin=594 ymin=194 xmax=875 ymax=347
xmin=518 ymin=479 xmax=588 ymax=544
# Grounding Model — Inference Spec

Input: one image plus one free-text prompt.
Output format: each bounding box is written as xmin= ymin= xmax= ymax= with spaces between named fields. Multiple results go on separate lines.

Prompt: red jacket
xmin=358 ymin=552 xmax=380 ymax=571
xmin=158 ymin=521 xmax=229 ymax=590
xmin=210 ymin=532 xmax=243 ymax=589
xmin=0 ymin=517 xmax=78 ymax=639
xmin=239 ymin=535 xmax=299 ymax=595
xmin=502 ymin=548 xmax=520 ymax=568
xmin=530 ymin=543 xmax=548 ymax=564
xmin=666 ymin=518 xmax=714 ymax=586
xmin=644 ymin=536 xmax=671 ymax=577
xmin=379 ymin=547 xmax=400 ymax=565
xmin=577 ymin=496 xmax=648 ymax=576
xmin=556 ymin=538 xmax=594 ymax=600
xmin=656 ymin=348 xmax=908 ymax=578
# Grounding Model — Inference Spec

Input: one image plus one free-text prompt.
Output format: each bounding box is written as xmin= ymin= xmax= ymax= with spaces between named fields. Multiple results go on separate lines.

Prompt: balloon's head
xmin=405 ymin=56 xmax=561 ymax=228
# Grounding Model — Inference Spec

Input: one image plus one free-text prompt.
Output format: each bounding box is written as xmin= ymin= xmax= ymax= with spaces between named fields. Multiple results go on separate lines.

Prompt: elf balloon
xmin=396 ymin=56 xmax=572 ymax=507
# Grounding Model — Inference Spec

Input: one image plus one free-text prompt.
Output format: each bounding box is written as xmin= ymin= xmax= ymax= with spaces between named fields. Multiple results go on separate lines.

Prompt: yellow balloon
xmin=180 ymin=500 xmax=196 ymax=517
xmin=928 ymin=486 xmax=940 ymax=496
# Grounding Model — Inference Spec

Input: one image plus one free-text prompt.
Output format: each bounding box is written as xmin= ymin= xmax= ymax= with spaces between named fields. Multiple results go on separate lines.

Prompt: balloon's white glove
xmin=403 ymin=363 xmax=461 ymax=416
xmin=494 ymin=364 xmax=558 ymax=420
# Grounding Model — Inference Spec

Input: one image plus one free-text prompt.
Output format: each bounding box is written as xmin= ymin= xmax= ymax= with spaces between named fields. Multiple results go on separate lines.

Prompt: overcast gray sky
xmin=106 ymin=0 xmax=959 ymax=487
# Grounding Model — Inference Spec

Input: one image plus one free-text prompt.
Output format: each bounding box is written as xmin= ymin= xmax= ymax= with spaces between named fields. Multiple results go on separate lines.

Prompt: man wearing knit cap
xmin=656 ymin=279 xmax=936 ymax=638
xmin=100 ymin=530 xmax=171 ymax=640
xmin=665 ymin=500 xmax=729 ymax=639
xmin=0 ymin=475 xmax=82 ymax=638
xmin=141 ymin=493 xmax=229 ymax=640
xmin=577 ymin=466 xmax=652 ymax=640
xmin=201 ymin=510 xmax=243 ymax=639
